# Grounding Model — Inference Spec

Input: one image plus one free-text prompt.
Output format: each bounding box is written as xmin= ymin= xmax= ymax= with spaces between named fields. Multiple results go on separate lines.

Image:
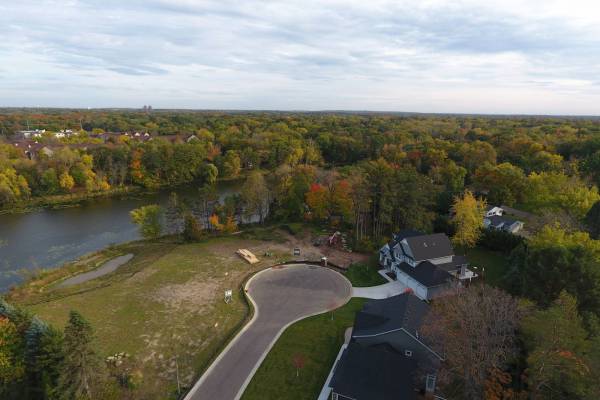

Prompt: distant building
xmin=484 ymin=215 xmax=524 ymax=233
xmin=18 ymin=129 xmax=45 ymax=139
xmin=485 ymin=206 xmax=504 ymax=217
xmin=483 ymin=205 xmax=523 ymax=233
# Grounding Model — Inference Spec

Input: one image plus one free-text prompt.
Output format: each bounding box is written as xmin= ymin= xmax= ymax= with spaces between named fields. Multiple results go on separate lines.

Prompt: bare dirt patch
xmin=154 ymin=278 xmax=220 ymax=311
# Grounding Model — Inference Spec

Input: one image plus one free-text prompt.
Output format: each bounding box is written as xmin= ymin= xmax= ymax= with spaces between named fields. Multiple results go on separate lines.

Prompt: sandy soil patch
xmin=154 ymin=278 xmax=220 ymax=311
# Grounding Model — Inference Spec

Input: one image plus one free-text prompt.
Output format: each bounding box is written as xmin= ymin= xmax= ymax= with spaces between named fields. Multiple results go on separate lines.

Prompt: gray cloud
xmin=0 ymin=0 xmax=599 ymax=114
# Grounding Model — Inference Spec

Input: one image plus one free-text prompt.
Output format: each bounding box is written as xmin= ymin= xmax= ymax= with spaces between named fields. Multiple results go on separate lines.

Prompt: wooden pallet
xmin=236 ymin=249 xmax=260 ymax=264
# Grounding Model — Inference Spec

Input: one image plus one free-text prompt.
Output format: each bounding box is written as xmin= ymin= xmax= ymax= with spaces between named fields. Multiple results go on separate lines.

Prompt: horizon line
xmin=0 ymin=106 xmax=599 ymax=119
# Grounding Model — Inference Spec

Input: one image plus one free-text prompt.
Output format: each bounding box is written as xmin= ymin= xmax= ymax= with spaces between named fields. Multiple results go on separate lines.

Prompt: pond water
xmin=0 ymin=180 xmax=245 ymax=292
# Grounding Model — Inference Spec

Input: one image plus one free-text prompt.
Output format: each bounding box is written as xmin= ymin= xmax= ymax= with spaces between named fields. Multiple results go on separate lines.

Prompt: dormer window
xmin=405 ymin=350 xmax=413 ymax=357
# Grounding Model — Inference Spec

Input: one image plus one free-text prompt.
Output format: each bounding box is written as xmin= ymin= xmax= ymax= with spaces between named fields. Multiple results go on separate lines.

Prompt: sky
xmin=1 ymin=0 xmax=600 ymax=115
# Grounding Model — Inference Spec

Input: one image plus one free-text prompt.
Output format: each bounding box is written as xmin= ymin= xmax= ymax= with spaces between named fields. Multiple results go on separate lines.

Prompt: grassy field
xmin=464 ymin=246 xmax=510 ymax=286
xmin=241 ymin=298 xmax=367 ymax=400
xmin=8 ymin=234 xmax=290 ymax=400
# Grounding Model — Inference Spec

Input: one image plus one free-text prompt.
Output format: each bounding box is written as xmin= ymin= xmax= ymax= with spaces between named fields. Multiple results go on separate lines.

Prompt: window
xmin=404 ymin=350 xmax=413 ymax=357
xmin=426 ymin=374 xmax=437 ymax=392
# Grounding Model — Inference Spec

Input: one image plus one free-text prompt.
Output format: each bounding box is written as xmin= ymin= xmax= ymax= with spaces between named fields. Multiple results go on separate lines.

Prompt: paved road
xmin=58 ymin=254 xmax=134 ymax=287
xmin=185 ymin=264 xmax=352 ymax=400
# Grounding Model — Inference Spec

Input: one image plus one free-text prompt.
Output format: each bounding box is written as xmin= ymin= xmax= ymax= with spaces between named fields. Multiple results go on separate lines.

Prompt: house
xmin=13 ymin=141 xmax=54 ymax=160
xmin=485 ymin=206 xmax=504 ymax=217
xmin=352 ymin=293 xmax=442 ymax=367
xmin=327 ymin=294 xmax=439 ymax=400
xmin=18 ymin=129 xmax=45 ymax=139
xmin=329 ymin=342 xmax=420 ymax=400
xmin=379 ymin=230 xmax=476 ymax=300
xmin=186 ymin=134 xmax=200 ymax=143
xmin=484 ymin=215 xmax=523 ymax=233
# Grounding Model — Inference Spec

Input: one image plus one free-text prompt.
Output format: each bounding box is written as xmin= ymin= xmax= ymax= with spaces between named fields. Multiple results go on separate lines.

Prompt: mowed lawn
xmin=344 ymin=259 xmax=387 ymax=287
xmin=464 ymin=246 xmax=510 ymax=286
xmin=242 ymin=298 xmax=367 ymax=400
xmin=10 ymin=236 xmax=289 ymax=400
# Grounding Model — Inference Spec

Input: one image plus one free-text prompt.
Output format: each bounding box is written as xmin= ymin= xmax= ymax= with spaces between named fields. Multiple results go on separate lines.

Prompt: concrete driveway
xmin=352 ymin=280 xmax=408 ymax=299
xmin=184 ymin=264 xmax=352 ymax=400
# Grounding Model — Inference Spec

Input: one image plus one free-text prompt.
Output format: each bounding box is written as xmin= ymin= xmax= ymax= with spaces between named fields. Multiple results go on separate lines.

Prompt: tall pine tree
xmin=57 ymin=311 xmax=102 ymax=400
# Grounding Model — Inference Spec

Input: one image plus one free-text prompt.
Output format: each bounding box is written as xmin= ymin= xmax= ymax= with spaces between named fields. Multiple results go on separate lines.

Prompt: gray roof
xmin=435 ymin=255 xmax=469 ymax=273
xmin=398 ymin=261 xmax=453 ymax=287
xmin=486 ymin=215 xmax=520 ymax=227
xmin=330 ymin=342 xmax=418 ymax=400
xmin=404 ymin=233 xmax=454 ymax=261
xmin=353 ymin=293 xmax=429 ymax=337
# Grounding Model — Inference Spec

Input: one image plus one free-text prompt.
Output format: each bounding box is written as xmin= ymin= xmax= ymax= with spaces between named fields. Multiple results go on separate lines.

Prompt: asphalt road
xmin=184 ymin=264 xmax=352 ymax=400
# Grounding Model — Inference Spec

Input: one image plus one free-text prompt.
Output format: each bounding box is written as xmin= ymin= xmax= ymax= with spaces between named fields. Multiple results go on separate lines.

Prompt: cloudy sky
xmin=1 ymin=0 xmax=600 ymax=114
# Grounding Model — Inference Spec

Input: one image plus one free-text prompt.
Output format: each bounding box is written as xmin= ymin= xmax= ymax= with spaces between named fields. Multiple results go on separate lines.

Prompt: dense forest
xmin=2 ymin=110 xmax=600 ymax=235
xmin=2 ymin=110 xmax=600 ymax=399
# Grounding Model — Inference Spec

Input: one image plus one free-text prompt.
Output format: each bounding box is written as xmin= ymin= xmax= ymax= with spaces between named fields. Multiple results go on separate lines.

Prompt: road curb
xmin=234 ymin=266 xmax=352 ymax=400
xmin=183 ymin=263 xmax=352 ymax=400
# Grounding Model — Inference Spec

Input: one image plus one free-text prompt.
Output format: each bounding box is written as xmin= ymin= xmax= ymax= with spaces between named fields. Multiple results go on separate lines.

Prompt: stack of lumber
xmin=236 ymin=249 xmax=260 ymax=264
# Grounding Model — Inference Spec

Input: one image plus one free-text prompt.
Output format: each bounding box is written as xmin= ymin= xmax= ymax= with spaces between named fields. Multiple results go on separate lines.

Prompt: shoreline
xmin=0 ymin=174 xmax=251 ymax=215
xmin=0 ymin=186 xmax=142 ymax=215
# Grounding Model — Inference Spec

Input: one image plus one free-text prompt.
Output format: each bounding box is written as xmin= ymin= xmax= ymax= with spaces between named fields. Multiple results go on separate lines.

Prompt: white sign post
xmin=224 ymin=290 xmax=233 ymax=303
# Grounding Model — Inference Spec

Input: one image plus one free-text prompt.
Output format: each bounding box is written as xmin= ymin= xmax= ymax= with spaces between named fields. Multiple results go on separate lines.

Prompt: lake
xmin=0 ymin=180 xmax=245 ymax=292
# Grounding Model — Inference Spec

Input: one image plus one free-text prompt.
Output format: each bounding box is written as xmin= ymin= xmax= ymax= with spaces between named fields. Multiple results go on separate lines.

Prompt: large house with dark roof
xmin=352 ymin=292 xmax=442 ymax=366
xmin=328 ymin=293 xmax=439 ymax=400
xmin=330 ymin=342 xmax=420 ymax=400
xmin=379 ymin=230 xmax=476 ymax=300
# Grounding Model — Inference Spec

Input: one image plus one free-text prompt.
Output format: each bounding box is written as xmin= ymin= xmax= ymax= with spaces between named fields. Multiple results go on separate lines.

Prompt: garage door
xmin=397 ymin=270 xmax=409 ymax=285
xmin=415 ymin=284 xmax=428 ymax=300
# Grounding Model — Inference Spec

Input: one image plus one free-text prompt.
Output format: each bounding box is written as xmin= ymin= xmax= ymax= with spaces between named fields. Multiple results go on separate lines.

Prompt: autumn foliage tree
xmin=305 ymin=183 xmax=329 ymax=221
xmin=291 ymin=353 xmax=306 ymax=378
xmin=421 ymin=285 xmax=521 ymax=400
xmin=451 ymin=190 xmax=486 ymax=248
xmin=521 ymin=291 xmax=600 ymax=399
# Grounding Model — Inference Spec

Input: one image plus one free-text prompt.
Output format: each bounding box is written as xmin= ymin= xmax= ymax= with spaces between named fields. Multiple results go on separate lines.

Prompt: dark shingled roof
xmin=398 ymin=261 xmax=453 ymax=287
xmin=388 ymin=229 xmax=424 ymax=252
xmin=404 ymin=233 xmax=454 ymax=261
xmin=435 ymin=255 xmax=469 ymax=273
xmin=353 ymin=293 xmax=429 ymax=337
xmin=487 ymin=215 xmax=519 ymax=227
xmin=330 ymin=342 xmax=418 ymax=400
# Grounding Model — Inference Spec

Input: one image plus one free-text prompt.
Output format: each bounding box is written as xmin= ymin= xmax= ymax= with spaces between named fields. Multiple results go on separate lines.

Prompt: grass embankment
xmin=242 ymin=298 xmax=367 ymax=400
xmin=8 ymin=230 xmax=289 ymax=400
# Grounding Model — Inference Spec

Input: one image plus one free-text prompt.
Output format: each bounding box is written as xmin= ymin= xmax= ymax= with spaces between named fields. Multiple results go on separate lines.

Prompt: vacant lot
xmin=9 ymin=234 xmax=290 ymax=400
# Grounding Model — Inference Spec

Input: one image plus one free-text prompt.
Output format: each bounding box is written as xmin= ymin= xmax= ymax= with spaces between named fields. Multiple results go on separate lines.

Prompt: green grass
xmin=464 ymin=246 xmax=510 ymax=286
xmin=344 ymin=259 xmax=387 ymax=287
xmin=10 ymin=236 xmax=291 ymax=400
xmin=242 ymin=298 xmax=367 ymax=400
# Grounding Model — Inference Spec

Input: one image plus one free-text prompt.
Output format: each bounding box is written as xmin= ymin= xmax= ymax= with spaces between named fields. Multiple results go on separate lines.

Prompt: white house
xmin=485 ymin=206 xmax=504 ymax=217
xmin=484 ymin=215 xmax=524 ymax=233
xmin=379 ymin=230 xmax=476 ymax=300
xmin=19 ymin=129 xmax=45 ymax=138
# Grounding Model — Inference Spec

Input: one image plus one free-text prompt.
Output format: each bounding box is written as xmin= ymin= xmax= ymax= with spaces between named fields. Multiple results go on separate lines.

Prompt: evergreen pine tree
xmin=57 ymin=311 xmax=101 ymax=400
